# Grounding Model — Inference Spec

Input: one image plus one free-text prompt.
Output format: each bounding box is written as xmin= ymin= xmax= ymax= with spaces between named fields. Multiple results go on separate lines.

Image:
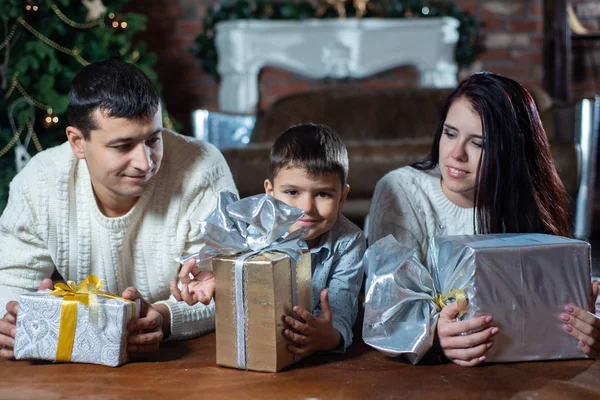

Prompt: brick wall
xmin=125 ymin=0 xmax=600 ymax=135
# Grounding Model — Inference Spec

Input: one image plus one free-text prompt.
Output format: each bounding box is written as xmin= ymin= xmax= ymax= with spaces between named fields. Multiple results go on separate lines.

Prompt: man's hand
xmin=561 ymin=280 xmax=600 ymax=359
xmin=0 ymin=278 xmax=53 ymax=359
xmin=281 ymin=289 xmax=341 ymax=356
xmin=122 ymin=287 xmax=164 ymax=356
xmin=170 ymin=258 xmax=215 ymax=306
xmin=436 ymin=302 xmax=498 ymax=367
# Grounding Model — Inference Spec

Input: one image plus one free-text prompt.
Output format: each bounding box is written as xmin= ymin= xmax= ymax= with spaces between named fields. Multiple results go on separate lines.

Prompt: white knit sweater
xmin=0 ymin=130 xmax=237 ymax=340
xmin=368 ymin=166 xmax=476 ymax=263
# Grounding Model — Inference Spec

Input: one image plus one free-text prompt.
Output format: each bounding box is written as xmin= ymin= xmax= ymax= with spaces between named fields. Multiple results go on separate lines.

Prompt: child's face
xmin=265 ymin=166 xmax=349 ymax=248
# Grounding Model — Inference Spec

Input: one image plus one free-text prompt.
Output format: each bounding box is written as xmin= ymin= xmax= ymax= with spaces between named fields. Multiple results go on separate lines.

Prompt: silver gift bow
xmin=178 ymin=191 xmax=308 ymax=369
xmin=362 ymin=235 xmax=441 ymax=364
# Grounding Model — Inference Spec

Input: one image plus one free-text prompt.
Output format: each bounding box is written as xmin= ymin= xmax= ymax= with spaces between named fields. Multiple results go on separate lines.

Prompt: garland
xmin=193 ymin=0 xmax=483 ymax=80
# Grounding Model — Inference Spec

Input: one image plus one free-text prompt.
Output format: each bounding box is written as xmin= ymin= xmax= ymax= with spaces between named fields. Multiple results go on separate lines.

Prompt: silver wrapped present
xmin=14 ymin=276 xmax=139 ymax=367
xmin=363 ymin=234 xmax=592 ymax=364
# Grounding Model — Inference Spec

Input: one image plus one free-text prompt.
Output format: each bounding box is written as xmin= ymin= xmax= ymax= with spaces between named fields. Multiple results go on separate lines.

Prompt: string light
xmin=4 ymin=73 xmax=51 ymax=111
xmin=51 ymin=4 xmax=104 ymax=29
xmin=17 ymin=17 xmax=90 ymax=65
xmin=0 ymin=24 xmax=18 ymax=51
xmin=0 ymin=125 xmax=24 ymax=158
xmin=43 ymin=110 xmax=60 ymax=128
xmin=108 ymin=14 xmax=128 ymax=30
xmin=25 ymin=1 xmax=39 ymax=12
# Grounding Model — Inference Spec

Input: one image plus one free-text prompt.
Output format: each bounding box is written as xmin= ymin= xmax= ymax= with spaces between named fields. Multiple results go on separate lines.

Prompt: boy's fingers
xmin=180 ymin=283 xmax=197 ymax=306
xmin=293 ymin=306 xmax=314 ymax=325
xmin=283 ymin=316 xmax=312 ymax=335
xmin=179 ymin=259 xmax=196 ymax=285
xmin=283 ymin=328 xmax=308 ymax=345
xmin=319 ymin=289 xmax=332 ymax=320
xmin=286 ymin=344 xmax=310 ymax=356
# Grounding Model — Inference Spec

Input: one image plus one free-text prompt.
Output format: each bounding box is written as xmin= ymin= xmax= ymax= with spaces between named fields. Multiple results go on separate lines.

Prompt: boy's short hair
xmin=269 ymin=123 xmax=349 ymax=187
xmin=68 ymin=59 xmax=160 ymax=140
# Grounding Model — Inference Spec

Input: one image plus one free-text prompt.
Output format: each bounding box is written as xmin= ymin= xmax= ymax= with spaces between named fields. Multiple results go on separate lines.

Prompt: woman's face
xmin=438 ymin=97 xmax=484 ymax=208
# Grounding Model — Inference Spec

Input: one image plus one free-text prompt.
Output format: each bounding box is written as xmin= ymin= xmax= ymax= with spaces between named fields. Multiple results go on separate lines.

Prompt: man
xmin=0 ymin=60 xmax=232 ymax=359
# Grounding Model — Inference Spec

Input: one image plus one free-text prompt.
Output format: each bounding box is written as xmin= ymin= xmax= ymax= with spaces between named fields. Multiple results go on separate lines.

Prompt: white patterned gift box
xmin=14 ymin=276 xmax=139 ymax=367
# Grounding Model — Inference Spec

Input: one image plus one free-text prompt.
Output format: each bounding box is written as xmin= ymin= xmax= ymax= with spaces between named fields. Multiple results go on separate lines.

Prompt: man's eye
xmin=112 ymin=144 xmax=131 ymax=151
xmin=146 ymin=137 xmax=161 ymax=145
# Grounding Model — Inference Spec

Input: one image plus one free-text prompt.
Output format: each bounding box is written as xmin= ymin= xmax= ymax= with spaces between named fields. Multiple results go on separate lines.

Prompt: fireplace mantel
xmin=216 ymin=18 xmax=459 ymax=114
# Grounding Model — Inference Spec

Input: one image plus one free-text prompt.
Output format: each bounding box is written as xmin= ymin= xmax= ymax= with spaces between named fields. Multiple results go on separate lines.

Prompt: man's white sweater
xmin=0 ymin=130 xmax=237 ymax=340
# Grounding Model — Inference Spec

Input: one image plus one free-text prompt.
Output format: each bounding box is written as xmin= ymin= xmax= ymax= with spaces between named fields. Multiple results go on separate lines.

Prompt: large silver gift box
xmin=363 ymin=234 xmax=592 ymax=363
xmin=14 ymin=291 xmax=138 ymax=367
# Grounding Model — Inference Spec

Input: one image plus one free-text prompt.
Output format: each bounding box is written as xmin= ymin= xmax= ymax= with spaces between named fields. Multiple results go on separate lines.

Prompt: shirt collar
xmin=309 ymin=226 xmax=334 ymax=260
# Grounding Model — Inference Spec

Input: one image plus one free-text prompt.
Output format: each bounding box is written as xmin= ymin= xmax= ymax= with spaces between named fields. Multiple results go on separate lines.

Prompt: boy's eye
xmin=284 ymin=190 xmax=298 ymax=196
xmin=316 ymin=192 xmax=333 ymax=199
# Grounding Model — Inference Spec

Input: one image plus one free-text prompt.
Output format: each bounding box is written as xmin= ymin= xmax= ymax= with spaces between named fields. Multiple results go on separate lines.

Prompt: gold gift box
xmin=214 ymin=251 xmax=312 ymax=372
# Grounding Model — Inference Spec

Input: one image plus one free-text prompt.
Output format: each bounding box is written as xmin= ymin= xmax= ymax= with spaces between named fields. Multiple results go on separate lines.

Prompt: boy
xmin=263 ymin=123 xmax=365 ymax=354
xmin=173 ymin=123 xmax=365 ymax=354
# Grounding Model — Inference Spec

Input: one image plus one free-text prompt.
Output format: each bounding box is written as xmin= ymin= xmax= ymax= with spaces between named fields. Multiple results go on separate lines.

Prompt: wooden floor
xmin=1 ymin=332 xmax=599 ymax=400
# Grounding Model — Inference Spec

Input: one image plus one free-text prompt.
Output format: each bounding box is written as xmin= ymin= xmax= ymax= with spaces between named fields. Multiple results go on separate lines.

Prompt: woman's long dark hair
xmin=413 ymin=72 xmax=571 ymax=237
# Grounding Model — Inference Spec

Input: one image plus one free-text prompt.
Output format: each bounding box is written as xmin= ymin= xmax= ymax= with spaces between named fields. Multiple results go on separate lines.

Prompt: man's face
xmin=67 ymin=107 xmax=164 ymax=215
xmin=264 ymin=166 xmax=349 ymax=248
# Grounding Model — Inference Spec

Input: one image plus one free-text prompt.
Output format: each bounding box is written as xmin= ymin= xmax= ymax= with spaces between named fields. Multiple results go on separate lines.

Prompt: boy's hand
xmin=436 ymin=302 xmax=498 ymax=367
xmin=282 ymin=288 xmax=341 ymax=355
xmin=170 ymin=258 xmax=215 ymax=306
xmin=560 ymin=280 xmax=600 ymax=359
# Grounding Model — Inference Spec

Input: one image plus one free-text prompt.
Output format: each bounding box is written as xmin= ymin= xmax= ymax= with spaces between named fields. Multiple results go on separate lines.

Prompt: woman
xmin=368 ymin=72 xmax=599 ymax=366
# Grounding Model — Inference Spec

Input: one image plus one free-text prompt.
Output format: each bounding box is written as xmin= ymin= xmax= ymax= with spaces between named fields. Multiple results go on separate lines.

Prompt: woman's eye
xmin=472 ymin=140 xmax=483 ymax=148
xmin=443 ymin=130 xmax=456 ymax=138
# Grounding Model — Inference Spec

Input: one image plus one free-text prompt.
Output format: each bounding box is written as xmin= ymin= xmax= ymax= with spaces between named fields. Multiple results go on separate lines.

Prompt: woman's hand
xmin=436 ymin=302 xmax=499 ymax=367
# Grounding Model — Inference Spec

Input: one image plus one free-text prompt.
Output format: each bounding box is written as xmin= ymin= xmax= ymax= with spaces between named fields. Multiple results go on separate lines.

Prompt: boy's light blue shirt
xmin=309 ymin=213 xmax=366 ymax=352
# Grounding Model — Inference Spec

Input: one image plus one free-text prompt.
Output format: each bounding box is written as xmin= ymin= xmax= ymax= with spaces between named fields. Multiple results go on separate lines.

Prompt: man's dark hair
xmin=68 ymin=59 xmax=160 ymax=139
xmin=269 ymin=123 xmax=349 ymax=187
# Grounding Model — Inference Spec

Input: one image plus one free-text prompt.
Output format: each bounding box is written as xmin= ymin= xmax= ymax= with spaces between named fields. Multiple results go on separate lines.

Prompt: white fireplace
xmin=215 ymin=17 xmax=460 ymax=114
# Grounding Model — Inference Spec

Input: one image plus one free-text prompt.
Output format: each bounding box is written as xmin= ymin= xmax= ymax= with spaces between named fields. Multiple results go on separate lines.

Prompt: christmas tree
xmin=0 ymin=0 xmax=165 ymax=212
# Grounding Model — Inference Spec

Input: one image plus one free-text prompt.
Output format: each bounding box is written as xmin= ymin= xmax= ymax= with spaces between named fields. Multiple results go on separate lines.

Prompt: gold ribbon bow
xmin=434 ymin=288 xmax=469 ymax=318
xmin=50 ymin=275 xmax=137 ymax=362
